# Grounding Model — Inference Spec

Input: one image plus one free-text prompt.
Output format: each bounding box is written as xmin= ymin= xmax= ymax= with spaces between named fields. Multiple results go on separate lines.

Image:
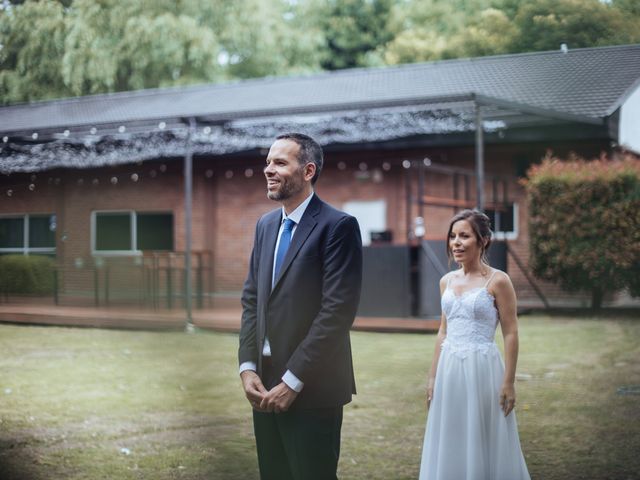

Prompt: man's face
xmin=264 ymin=139 xmax=308 ymax=202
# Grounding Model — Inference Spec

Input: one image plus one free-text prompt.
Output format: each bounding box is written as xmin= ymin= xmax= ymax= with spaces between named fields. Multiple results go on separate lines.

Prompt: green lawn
xmin=0 ymin=315 xmax=638 ymax=479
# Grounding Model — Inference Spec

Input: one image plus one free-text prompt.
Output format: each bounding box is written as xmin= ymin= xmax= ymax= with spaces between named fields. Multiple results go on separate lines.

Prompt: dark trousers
xmin=253 ymin=406 xmax=343 ymax=480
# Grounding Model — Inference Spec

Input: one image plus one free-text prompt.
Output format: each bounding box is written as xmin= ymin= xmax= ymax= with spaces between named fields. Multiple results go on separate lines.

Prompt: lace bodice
xmin=441 ymin=276 xmax=500 ymax=358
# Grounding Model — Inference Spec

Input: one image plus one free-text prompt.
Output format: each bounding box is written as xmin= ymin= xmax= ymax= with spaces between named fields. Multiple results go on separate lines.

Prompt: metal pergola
xmin=0 ymin=93 xmax=603 ymax=326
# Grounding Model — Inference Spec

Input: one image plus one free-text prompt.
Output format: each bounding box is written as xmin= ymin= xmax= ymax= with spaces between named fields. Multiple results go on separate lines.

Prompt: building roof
xmin=1 ymin=44 xmax=639 ymax=173
xmin=1 ymin=43 xmax=639 ymax=136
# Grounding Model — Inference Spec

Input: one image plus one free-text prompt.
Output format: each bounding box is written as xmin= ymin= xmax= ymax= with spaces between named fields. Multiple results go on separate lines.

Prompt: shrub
xmin=524 ymin=153 xmax=640 ymax=309
xmin=0 ymin=254 xmax=56 ymax=295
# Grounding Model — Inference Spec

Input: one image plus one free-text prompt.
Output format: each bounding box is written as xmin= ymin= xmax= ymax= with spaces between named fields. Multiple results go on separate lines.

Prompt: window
xmin=486 ymin=203 xmax=518 ymax=240
xmin=342 ymin=200 xmax=387 ymax=246
xmin=0 ymin=214 xmax=56 ymax=255
xmin=92 ymin=211 xmax=173 ymax=254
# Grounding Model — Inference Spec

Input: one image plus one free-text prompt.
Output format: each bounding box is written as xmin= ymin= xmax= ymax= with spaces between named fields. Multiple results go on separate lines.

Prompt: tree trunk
xmin=591 ymin=287 xmax=604 ymax=310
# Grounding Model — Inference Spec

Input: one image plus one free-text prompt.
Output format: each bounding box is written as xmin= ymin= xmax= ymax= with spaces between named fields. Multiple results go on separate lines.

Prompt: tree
xmin=0 ymin=0 xmax=68 ymax=103
xmin=509 ymin=0 xmax=640 ymax=52
xmin=307 ymin=0 xmax=396 ymax=70
xmin=525 ymin=153 xmax=640 ymax=309
xmin=216 ymin=0 xmax=324 ymax=79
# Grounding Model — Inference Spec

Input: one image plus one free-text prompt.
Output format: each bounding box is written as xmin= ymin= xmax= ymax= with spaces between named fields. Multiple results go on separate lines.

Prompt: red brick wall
xmin=0 ymin=137 xmax=616 ymax=308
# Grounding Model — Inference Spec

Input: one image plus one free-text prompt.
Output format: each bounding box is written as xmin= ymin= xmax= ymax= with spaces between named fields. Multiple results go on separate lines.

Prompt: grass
xmin=0 ymin=314 xmax=639 ymax=479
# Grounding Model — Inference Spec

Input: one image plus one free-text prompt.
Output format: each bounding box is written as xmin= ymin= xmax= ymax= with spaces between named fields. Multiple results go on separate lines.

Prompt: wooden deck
xmin=0 ymin=303 xmax=439 ymax=333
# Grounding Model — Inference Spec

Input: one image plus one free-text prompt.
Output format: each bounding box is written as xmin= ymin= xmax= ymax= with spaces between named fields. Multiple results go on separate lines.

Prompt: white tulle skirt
xmin=419 ymin=342 xmax=530 ymax=480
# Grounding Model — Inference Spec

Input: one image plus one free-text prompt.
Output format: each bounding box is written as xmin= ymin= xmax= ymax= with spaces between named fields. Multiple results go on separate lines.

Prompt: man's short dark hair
xmin=276 ymin=133 xmax=323 ymax=185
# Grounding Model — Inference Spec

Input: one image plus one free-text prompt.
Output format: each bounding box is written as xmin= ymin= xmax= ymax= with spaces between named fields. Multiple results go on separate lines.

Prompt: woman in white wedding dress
xmin=419 ymin=209 xmax=530 ymax=480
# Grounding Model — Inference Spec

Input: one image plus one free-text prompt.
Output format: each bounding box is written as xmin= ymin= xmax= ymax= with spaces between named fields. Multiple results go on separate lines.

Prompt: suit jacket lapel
xmin=271 ymin=195 xmax=321 ymax=293
xmin=260 ymin=211 xmax=281 ymax=294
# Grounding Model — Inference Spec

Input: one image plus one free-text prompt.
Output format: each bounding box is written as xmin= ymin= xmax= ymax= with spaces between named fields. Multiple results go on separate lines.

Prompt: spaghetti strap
xmin=484 ymin=269 xmax=498 ymax=288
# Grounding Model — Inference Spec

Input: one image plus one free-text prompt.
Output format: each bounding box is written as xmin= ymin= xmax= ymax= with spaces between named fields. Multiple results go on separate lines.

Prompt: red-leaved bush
xmin=524 ymin=152 xmax=640 ymax=308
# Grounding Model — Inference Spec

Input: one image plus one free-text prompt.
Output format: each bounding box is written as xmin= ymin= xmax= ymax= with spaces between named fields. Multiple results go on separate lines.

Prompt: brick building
xmin=1 ymin=44 xmax=639 ymax=313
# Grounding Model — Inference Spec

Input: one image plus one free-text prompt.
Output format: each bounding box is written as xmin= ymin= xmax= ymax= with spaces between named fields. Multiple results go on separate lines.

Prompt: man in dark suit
xmin=238 ymin=133 xmax=363 ymax=480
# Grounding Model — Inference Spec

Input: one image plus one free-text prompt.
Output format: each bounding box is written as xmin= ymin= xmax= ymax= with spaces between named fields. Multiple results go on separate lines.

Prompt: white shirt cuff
xmin=282 ymin=370 xmax=304 ymax=393
xmin=239 ymin=361 xmax=257 ymax=374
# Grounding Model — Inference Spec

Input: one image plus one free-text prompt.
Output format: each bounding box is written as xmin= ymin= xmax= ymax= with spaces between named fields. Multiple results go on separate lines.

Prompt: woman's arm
xmin=492 ymin=271 xmax=520 ymax=416
xmin=427 ymin=274 xmax=449 ymax=408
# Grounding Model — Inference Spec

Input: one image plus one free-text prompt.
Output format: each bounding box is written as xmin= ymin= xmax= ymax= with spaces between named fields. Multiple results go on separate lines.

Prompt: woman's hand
xmin=499 ymin=382 xmax=516 ymax=416
xmin=427 ymin=377 xmax=435 ymax=409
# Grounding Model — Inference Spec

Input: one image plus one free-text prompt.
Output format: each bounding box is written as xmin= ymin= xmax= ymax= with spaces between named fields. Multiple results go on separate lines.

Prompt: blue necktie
xmin=274 ymin=218 xmax=295 ymax=282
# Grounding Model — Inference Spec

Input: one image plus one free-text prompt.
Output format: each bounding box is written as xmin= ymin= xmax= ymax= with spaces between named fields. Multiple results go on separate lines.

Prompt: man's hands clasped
xmin=240 ymin=370 xmax=298 ymax=413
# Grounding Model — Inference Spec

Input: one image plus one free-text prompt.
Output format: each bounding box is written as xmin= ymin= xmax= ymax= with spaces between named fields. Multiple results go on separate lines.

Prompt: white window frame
xmin=91 ymin=210 xmax=174 ymax=255
xmin=342 ymin=199 xmax=387 ymax=246
xmin=489 ymin=202 xmax=518 ymax=241
xmin=0 ymin=213 xmax=57 ymax=255
xmin=91 ymin=210 xmax=138 ymax=256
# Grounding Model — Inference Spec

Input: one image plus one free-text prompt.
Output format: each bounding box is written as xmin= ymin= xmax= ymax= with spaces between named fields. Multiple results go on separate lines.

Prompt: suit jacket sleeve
xmin=238 ymin=219 xmax=261 ymax=366
xmin=286 ymin=215 xmax=363 ymax=382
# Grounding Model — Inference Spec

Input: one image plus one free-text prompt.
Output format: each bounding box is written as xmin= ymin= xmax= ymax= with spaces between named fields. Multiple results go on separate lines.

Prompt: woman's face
xmin=449 ymin=219 xmax=482 ymax=264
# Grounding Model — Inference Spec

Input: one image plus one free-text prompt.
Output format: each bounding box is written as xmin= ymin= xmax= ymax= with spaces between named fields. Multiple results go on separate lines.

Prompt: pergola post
xmin=475 ymin=102 xmax=485 ymax=211
xmin=184 ymin=117 xmax=196 ymax=332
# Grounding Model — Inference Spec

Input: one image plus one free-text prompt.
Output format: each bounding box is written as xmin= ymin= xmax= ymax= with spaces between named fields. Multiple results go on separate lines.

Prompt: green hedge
xmin=0 ymin=254 xmax=56 ymax=295
xmin=525 ymin=153 xmax=640 ymax=309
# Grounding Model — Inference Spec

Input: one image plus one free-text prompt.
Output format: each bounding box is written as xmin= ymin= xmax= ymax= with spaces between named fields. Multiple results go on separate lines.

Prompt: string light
xmin=402 ymin=160 xmax=411 ymax=169
xmin=382 ymin=162 xmax=391 ymax=171
xmin=337 ymin=162 xmax=346 ymax=170
xmin=225 ymin=170 xmax=233 ymax=179
xmin=2 ymin=136 xmax=7 ymax=143
xmin=110 ymin=176 xmax=118 ymax=185
xmin=28 ymin=184 xmax=35 ymax=191
xmin=203 ymin=126 xmax=211 ymax=135
xmin=244 ymin=168 xmax=253 ymax=178
xmin=92 ymin=178 xmax=99 ymax=186
xmin=205 ymin=169 xmax=214 ymax=178
xmin=90 ymin=127 xmax=97 ymax=135
xmin=150 ymin=170 xmax=157 ymax=178
xmin=6 ymin=189 xmax=12 ymax=197
xmin=63 ymin=130 xmax=70 ymax=137
xmin=423 ymin=157 xmax=432 ymax=166
xmin=359 ymin=162 xmax=368 ymax=171
xmin=158 ymin=122 xmax=166 ymax=130
xmin=159 ymin=164 xmax=167 ymax=173
xmin=31 ymin=133 xmax=38 ymax=140
xmin=77 ymin=178 xmax=84 ymax=186
xmin=118 ymin=126 xmax=126 ymax=133
xmin=130 ymin=173 xmax=139 ymax=182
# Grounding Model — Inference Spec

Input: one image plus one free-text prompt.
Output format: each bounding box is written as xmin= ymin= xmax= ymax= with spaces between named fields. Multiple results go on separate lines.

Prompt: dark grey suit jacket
xmin=238 ymin=194 xmax=363 ymax=409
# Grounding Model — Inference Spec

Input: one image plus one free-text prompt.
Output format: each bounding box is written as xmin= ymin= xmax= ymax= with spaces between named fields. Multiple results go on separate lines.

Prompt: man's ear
xmin=304 ymin=162 xmax=316 ymax=182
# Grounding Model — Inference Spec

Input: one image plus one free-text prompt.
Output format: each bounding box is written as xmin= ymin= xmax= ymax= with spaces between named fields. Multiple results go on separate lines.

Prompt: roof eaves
xmin=475 ymin=94 xmax=604 ymax=125
xmin=603 ymin=77 xmax=640 ymax=117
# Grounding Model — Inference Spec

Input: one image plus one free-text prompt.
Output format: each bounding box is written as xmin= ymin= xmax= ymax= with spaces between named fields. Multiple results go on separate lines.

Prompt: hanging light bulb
xmin=90 ymin=127 xmax=97 ymax=135
xmin=31 ymin=133 xmax=38 ymax=140
xmin=118 ymin=126 xmax=126 ymax=133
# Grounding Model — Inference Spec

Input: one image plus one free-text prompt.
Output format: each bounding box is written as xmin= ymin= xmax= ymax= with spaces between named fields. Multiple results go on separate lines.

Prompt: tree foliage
xmin=0 ymin=0 xmax=639 ymax=104
xmin=525 ymin=153 xmax=640 ymax=309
